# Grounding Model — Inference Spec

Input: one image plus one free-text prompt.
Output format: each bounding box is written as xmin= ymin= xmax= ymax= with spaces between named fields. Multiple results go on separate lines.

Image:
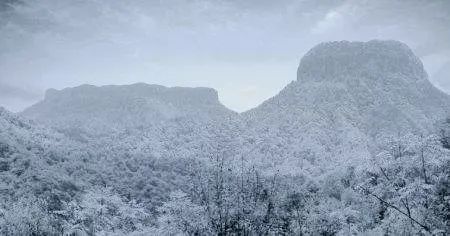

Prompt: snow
xmin=2 ymin=40 xmax=450 ymax=235
xmin=243 ymin=40 xmax=450 ymax=174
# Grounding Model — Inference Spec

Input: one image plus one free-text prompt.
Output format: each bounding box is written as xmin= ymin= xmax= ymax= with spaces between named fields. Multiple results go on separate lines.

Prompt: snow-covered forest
xmin=0 ymin=40 xmax=449 ymax=235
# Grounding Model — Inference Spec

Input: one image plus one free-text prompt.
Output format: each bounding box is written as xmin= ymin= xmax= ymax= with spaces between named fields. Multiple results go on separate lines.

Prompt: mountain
xmin=242 ymin=40 xmax=450 ymax=175
xmin=22 ymin=83 xmax=234 ymax=138
xmin=4 ymin=40 xmax=450 ymax=235
xmin=18 ymin=83 xmax=241 ymax=217
xmin=19 ymin=83 xmax=239 ymax=206
xmin=19 ymin=40 xmax=450 ymax=176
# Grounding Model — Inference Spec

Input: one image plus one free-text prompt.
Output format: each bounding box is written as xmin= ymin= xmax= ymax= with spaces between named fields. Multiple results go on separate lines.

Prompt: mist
xmin=1 ymin=0 xmax=449 ymax=112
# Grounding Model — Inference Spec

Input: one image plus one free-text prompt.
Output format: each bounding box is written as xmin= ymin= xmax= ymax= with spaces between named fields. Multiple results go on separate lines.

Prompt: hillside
xmin=0 ymin=107 xmax=89 ymax=234
xmin=242 ymin=40 xmax=450 ymax=175
xmin=0 ymin=106 xmax=196 ymax=234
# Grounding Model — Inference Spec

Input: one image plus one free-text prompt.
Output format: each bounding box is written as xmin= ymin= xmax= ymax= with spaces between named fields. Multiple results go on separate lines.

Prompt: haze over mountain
xmin=20 ymin=40 xmax=450 ymax=174
xmin=2 ymin=0 xmax=450 ymax=113
xmin=239 ymin=40 xmax=450 ymax=174
xmin=22 ymin=83 xmax=234 ymax=137
xmin=247 ymin=40 xmax=449 ymax=132
xmin=2 ymin=40 xmax=450 ymax=235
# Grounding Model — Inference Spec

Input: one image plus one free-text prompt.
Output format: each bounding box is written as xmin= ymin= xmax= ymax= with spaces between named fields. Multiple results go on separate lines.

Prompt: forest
xmin=1 ymin=40 xmax=450 ymax=235
xmin=0 ymin=106 xmax=449 ymax=235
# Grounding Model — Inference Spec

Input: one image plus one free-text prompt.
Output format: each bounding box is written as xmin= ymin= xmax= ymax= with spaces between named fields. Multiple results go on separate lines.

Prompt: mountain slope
xmin=0 ymin=106 xmax=90 ymax=234
xmin=242 ymin=40 xmax=450 ymax=174
xmin=0 ymin=106 xmax=193 ymax=234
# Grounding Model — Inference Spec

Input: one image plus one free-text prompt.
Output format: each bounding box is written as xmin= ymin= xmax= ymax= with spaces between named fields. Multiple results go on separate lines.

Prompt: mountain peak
xmin=297 ymin=40 xmax=426 ymax=83
xmin=247 ymin=39 xmax=449 ymax=143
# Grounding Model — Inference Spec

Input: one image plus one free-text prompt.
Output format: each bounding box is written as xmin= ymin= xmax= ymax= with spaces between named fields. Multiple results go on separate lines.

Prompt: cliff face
xmin=297 ymin=40 xmax=426 ymax=83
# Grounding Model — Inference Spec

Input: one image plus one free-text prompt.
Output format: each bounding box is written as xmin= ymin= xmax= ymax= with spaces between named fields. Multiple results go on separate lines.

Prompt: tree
xmin=71 ymin=188 xmax=149 ymax=235
xmin=358 ymin=133 xmax=450 ymax=234
xmin=439 ymin=118 xmax=450 ymax=149
xmin=157 ymin=190 xmax=210 ymax=235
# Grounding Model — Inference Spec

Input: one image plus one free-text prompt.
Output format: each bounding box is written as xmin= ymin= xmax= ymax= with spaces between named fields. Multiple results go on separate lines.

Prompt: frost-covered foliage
xmin=1 ymin=40 xmax=450 ymax=235
xmin=242 ymin=40 xmax=450 ymax=175
xmin=358 ymin=134 xmax=450 ymax=234
xmin=154 ymin=132 xmax=450 ymax=235
xmin=156 ymin=190 xmax=210 ymax=235
xmin=439 ymin=118 xmax=450 ymax=149
xmin=0 ymin=107 xmax=181 ymax=234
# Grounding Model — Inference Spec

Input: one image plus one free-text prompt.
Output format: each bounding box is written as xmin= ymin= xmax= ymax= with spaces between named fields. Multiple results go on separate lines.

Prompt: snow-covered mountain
xmin=18 ymin=40 xmax=450 ymax=175
xmin=22 ymin=83 xmax=235 ymax=138
xmin=247 ymin=40 xmax=449 ymax=133
xmin=242 ymin=40 xmax=450 ymax=175
xmin=3 ymin=40 xmax=450 ymax=235
xmin=18 ymin=41 xmax=450 ymax=176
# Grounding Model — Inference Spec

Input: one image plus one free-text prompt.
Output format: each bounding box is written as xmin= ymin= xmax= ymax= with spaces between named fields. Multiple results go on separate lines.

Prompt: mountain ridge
xmin=17 ymin=40 xmax=450 ymax=174
xmin=21 ymin=83 xmax=235 ymax=138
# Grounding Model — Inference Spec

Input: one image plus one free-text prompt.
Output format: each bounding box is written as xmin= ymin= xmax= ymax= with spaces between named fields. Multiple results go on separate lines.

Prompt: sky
xmin=0 ymin=0 xmax=449 ymax=112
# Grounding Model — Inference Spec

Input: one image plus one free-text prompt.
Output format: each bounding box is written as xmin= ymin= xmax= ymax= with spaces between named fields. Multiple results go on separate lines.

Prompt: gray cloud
xmin=0 ymin=0 xmax=449 ymax=112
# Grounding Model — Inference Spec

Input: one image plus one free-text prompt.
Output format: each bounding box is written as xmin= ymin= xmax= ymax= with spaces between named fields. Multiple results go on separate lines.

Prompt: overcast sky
xmin=0 ymin=0 xmax=449 ymax=112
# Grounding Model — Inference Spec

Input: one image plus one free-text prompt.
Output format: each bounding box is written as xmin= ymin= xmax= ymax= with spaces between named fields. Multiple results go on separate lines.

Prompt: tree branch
xmin=355 ymin=185 xmax=431 ymax=234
